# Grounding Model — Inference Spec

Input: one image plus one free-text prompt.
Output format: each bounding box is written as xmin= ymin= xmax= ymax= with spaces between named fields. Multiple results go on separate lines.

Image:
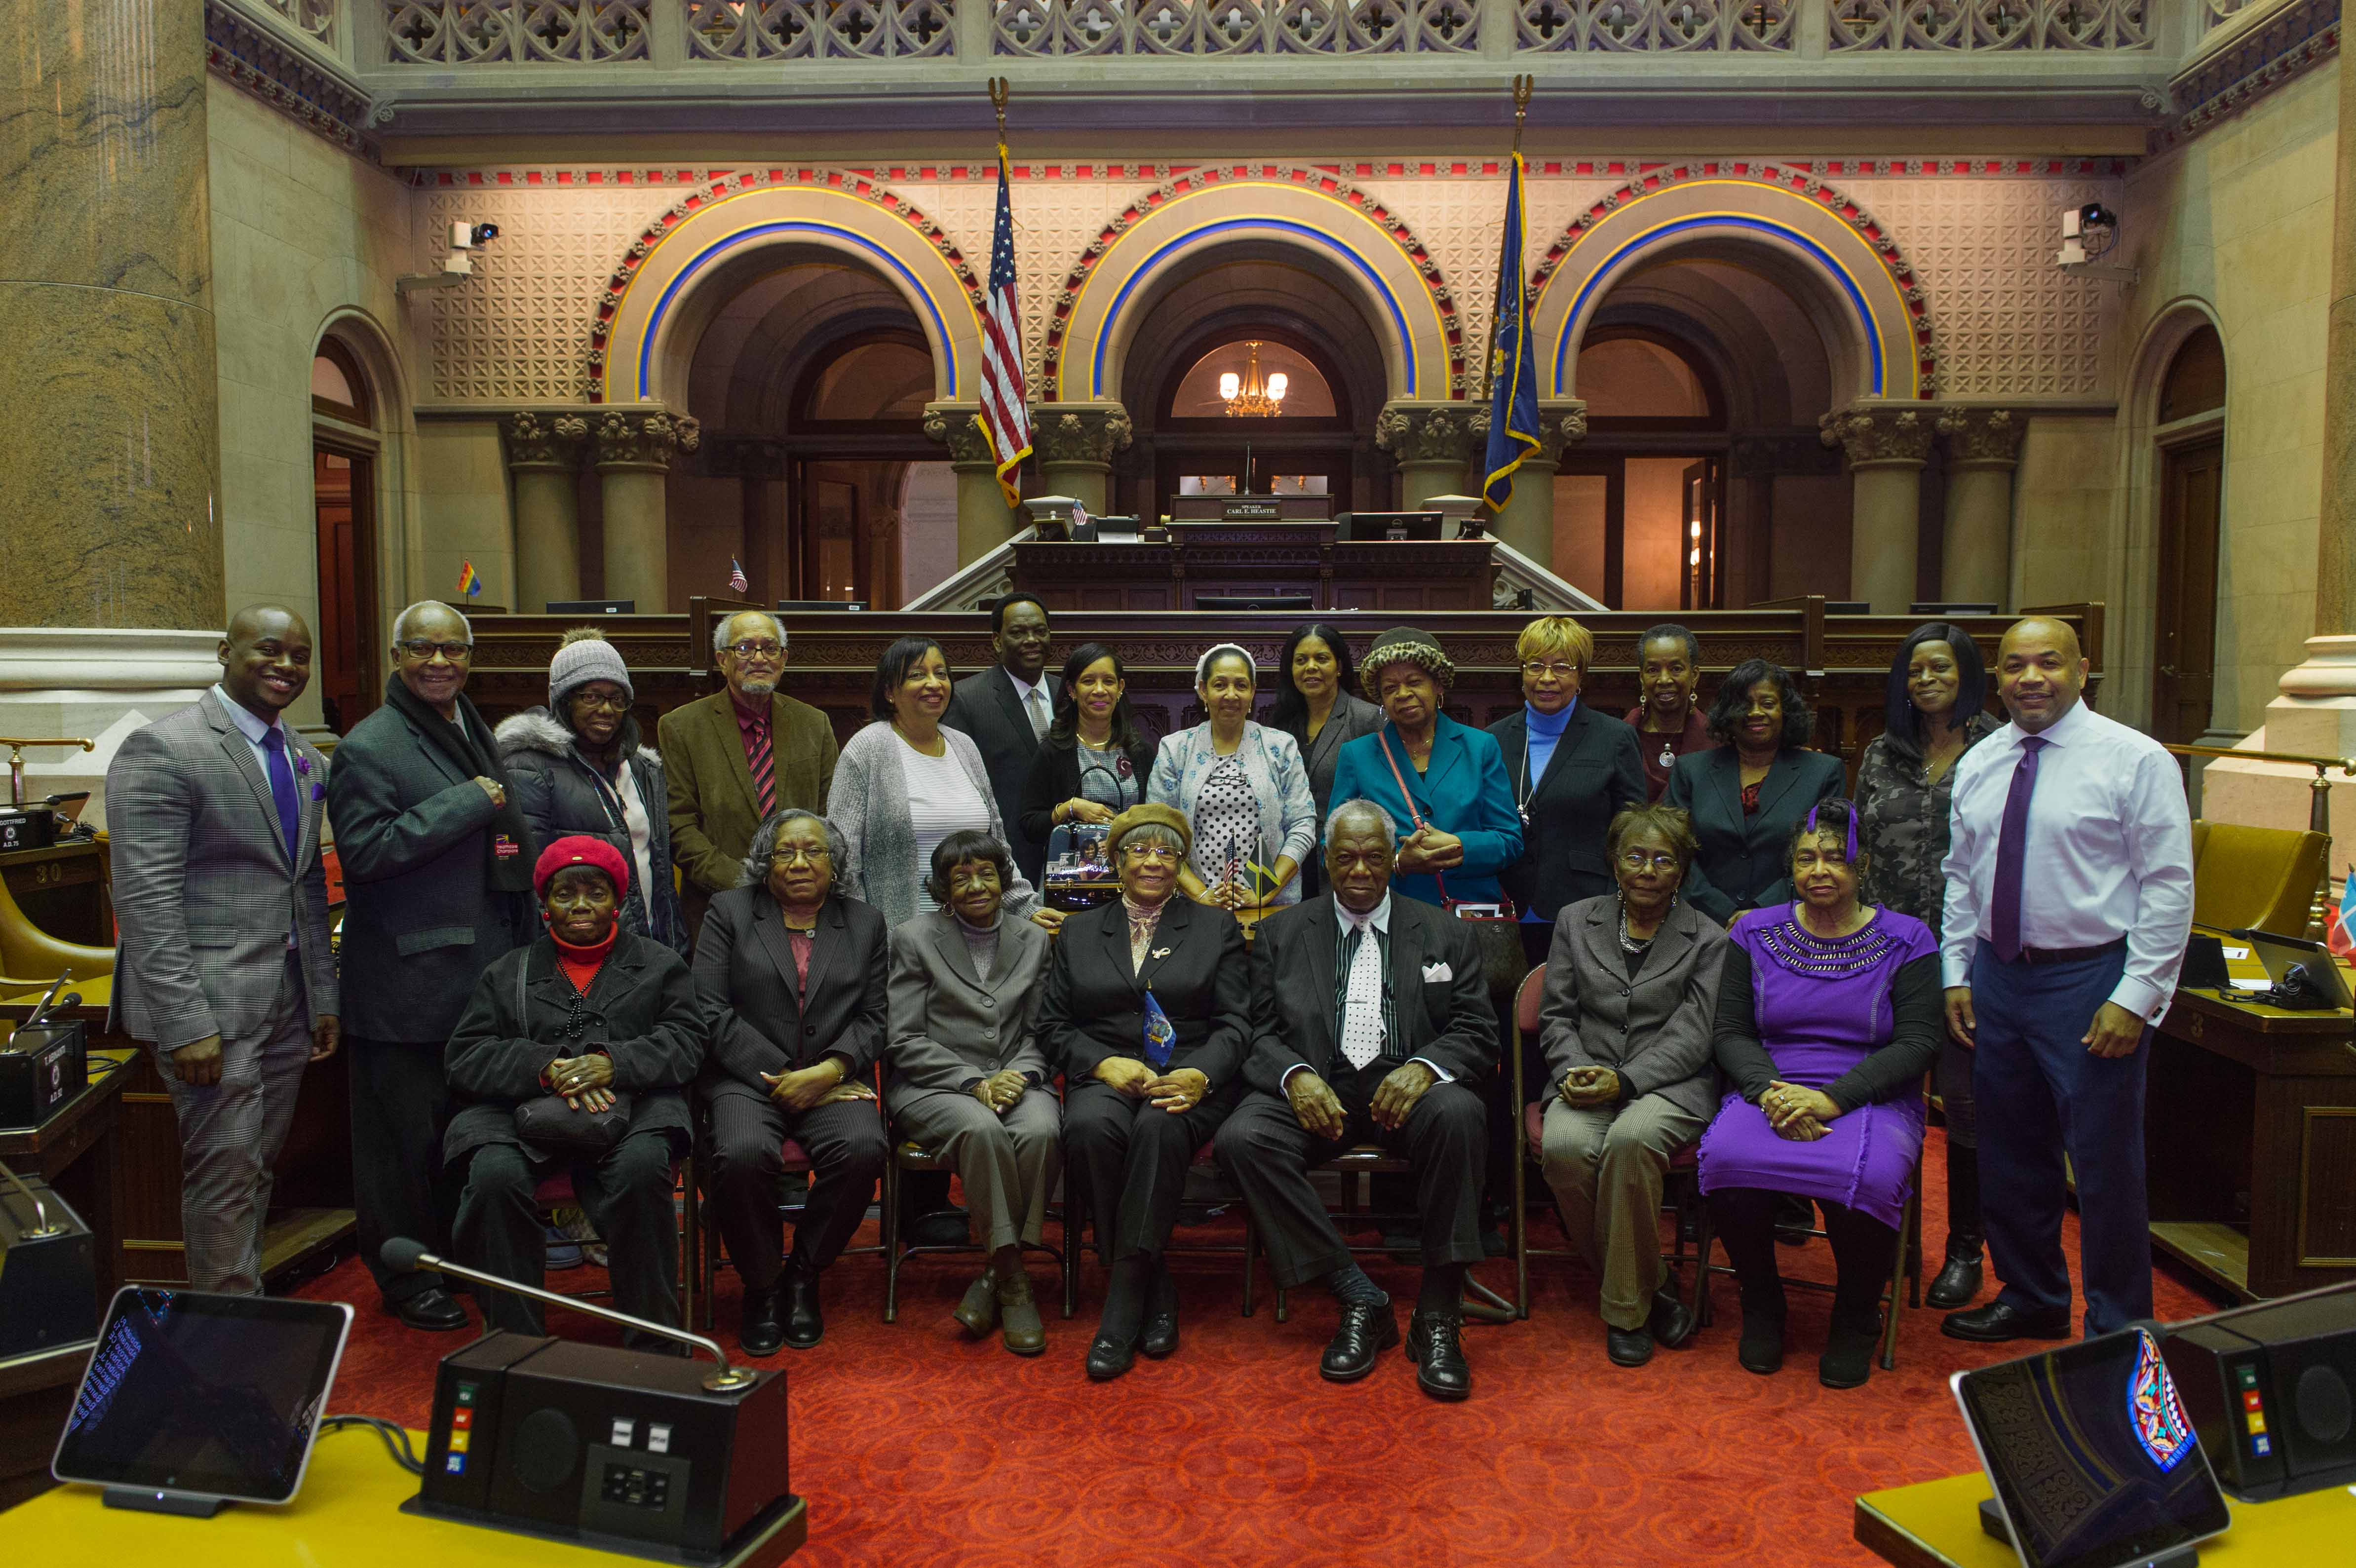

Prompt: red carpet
xmin=297 ymin=1126 xmax=2222 ymax=1568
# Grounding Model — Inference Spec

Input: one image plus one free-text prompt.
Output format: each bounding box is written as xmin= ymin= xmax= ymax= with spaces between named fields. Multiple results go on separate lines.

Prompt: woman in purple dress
xmin=1698 ymin=797 xmax=1943 ymax=1390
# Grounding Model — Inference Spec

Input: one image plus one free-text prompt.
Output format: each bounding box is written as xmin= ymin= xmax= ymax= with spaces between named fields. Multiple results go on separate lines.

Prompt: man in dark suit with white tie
xmin=1216 ymin=798 xmax=1497 ymax=1400
xmin=108 ymin=605 xmax=340 ymax=1294
xmin=942 ymin=593 xmax=1059 ymax=888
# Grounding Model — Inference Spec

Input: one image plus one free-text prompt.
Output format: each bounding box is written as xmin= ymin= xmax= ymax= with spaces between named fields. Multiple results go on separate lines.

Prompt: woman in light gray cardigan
xmin=829 ymin=635 xmax=1050 ymax=929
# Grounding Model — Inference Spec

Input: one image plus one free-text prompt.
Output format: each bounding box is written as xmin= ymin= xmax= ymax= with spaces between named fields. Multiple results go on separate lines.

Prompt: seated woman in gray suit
xmin=1662 ymin=659 xmax=1845 ymax=925
xmin=1536 ymin=803 xmax=1730 ymax=1369
xmin=1037 ymin=803 xmax=1250 ymax=1382
xmin=885 ymin=830 xmax=1058 ymax=1356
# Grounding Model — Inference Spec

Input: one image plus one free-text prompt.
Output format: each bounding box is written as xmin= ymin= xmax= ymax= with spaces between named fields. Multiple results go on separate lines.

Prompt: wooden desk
xmin=1854 ymin=1469 xmax=2356 ymax=1568
xmin=1009 ymin=531 xmax=1497 ymax=612
xmin=0 ymin=1339 xmax=94 ymax=1511
xmin=2147 ymin=975 xmax=2356 ymax=1301
xmin=0 ymin=839 xmax=110 ymax=948
xmin=0 ymin=1004 xmax=353 ymax=1289
xmin=0 ymin=1046 xmax=130 ymax=1307
xmin=0 ymin=1425 xmax=807 ymax=1565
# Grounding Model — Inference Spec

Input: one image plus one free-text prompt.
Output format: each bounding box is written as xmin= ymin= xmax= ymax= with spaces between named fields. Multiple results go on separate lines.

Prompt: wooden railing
xmin=462 ymin=598 xmax=2104 ymax=787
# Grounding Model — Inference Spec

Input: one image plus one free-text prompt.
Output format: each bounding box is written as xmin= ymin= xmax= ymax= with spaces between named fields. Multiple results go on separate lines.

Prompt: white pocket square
xmin=1421 ymin=960 xmax=1452 ymax=983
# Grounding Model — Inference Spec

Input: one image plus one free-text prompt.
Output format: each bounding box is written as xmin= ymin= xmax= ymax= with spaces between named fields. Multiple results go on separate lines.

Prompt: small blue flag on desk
xmin=1142 ymin=988 xmax=1175 ymax=1071
xmin=1481 ymin=150 xmax=1540 ymax=512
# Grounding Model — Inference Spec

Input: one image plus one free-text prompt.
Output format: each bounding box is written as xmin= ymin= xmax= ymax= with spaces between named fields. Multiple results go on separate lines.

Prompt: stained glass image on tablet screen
xmin=1956 ymin=1328 xmax=2230 ymax=1568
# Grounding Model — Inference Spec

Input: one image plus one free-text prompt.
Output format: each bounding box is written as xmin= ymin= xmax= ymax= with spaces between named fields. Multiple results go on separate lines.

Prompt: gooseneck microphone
xmin=381 ymin=1237 xmax=755 ymax=1392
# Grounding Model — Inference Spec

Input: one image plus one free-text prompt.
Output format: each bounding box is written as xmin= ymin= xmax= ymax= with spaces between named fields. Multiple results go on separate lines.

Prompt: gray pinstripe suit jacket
xmin=108 ymin=688 xmax=339 ymax=1051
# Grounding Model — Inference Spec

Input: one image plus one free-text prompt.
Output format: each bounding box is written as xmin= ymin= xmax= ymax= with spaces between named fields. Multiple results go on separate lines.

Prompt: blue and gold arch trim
xmin=1048 ymin=165 xmax=1464 ymax=405
xmin=1527 ymin=163 xmax=1932 ymax=404
xmin=595 ymin=171 xmax=984 ymax=405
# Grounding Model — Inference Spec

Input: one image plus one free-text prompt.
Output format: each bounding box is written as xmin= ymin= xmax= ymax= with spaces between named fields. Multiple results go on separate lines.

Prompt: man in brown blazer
xmin=661 ymin=610 xmax=839 ymax=923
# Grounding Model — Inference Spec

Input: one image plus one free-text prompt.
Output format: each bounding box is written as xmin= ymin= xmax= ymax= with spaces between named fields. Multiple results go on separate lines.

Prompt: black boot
xmin=1926 ymin=1143 xmax=1985 ymax=1310
xmin=739 ymin=1280 xmax=786 ymax=1357
xmin=1737 ymin=1280 xmax=1786 ymax=1376
xmin=1819 ymin=1306 xmax=1882 ymax=1389
xmin=780 ymin=1258 xmax=824 ymax=1350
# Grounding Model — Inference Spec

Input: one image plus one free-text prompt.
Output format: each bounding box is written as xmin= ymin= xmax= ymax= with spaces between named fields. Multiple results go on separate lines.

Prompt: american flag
xmin=727 ymin=556 xmax=749 ymax=595
xmin=978 ymin=139 xmax=1032 ymax=509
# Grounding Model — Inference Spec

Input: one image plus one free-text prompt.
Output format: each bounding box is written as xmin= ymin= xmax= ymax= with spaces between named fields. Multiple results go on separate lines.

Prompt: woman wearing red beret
xmin=443 ymin=835 xmax=707 ymax=1346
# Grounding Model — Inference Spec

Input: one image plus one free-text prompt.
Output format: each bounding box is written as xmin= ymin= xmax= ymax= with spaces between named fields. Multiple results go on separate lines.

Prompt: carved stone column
xmin=0 ymin=0 xmax=220 ymax=632
xmin=1934 ymin=407 xmax=2024 ymax=608
xmin=1376 ymin=401 xmax=1481 ymax=510
xmin=1821 ymin=400 xmax=1934 ymax=614
xmin=593 ymin=407 xmax=698 ymax=612
xmin=924 ymin=401 xmax=1018 ymax=566
xmin=1032 ymin=402 xmax=1133 ymax=517
xmin=1469 ymin=403 xmax=1587 ymax=567
xmin=503 ymin=412 xmax=587 ymax=612
xmin=2320 ymin=23 xmax=2356 ymax=641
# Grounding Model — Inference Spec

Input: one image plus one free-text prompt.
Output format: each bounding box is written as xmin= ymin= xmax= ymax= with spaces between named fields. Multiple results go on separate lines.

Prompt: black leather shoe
xmin=1320 ymin=1298 xmax=1399 ymax=1382
xmin=390 ymin=1288 xmax=468 ymax=1332
xmin=1085 ymin=1330 xmax=1138 ymax=1382
xmin=1606 ymin=1324 xmax=1655 ymax=1367
xmin=1406 ymin=1310 xmax=1471 ymax=1401
xmin=1648 ymin=1289 xmax=1697 ymax=1351
xmin=740 ymin=1282 xmax=787 ymax=1357
xmin=781 ymin=1265 xmax=824 ymax=1350
xmin=1925 ymin=1250 xmax=1985 ymax=1310
xmin=1139 ymin=1269 xmax=1180 ymax=1360
xmin=1941 ymin=1300 xmax=2072 ymax=1343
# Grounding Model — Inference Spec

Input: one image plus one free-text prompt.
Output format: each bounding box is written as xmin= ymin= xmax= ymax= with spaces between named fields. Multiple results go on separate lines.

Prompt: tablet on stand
xmin=52 ymin=1286 xmax=353 ymax=1516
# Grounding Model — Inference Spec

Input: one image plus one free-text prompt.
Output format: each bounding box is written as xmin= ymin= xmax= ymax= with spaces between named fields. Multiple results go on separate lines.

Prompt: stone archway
xmin=1046 ymin=164 xmax=1464 ymax=406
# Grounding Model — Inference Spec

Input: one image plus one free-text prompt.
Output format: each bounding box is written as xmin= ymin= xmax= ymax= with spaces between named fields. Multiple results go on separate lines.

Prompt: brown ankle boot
xmin=996 ymin=1267 xmax=1045 ymax=1356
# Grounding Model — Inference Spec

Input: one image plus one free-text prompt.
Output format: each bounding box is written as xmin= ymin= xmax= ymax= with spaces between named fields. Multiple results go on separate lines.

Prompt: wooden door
xmin=313 ymin=444 xmax=378 ymax=735
xmin=2154 ymin=437 xmax=2223 ymax=744
xmin=1680 ymin=458 xmax=1723 ymax=610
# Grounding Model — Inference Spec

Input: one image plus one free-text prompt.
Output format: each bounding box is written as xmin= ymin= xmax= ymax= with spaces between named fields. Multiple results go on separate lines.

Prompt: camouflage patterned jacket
xmin=1854 ymin=710 xmax=2002 ymax=935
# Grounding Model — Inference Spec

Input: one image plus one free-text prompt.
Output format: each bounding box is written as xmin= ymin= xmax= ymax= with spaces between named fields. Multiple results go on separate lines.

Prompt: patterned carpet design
xmin=299 ymin=1125 xmax=2219 ymax=1568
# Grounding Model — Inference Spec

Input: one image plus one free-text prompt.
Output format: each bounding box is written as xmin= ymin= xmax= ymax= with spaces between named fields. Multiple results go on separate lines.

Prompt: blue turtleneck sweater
xmin=1523 ymin=697 xmax=1576 ymax=789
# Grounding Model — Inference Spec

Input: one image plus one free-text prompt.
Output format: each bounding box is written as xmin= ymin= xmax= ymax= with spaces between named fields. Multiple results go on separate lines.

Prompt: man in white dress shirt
xmin=1937 ymin=618 xmax=2192 ymax=1341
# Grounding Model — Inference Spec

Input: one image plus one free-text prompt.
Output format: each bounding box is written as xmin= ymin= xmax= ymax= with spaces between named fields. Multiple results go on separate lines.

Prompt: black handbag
xmin=509 ymin=956 xmax=631 ymax=1153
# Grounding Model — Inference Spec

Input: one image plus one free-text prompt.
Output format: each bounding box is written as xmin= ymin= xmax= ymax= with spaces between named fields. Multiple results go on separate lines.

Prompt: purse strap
xmin=1376 ymin=729 xmax=1450 ymax=906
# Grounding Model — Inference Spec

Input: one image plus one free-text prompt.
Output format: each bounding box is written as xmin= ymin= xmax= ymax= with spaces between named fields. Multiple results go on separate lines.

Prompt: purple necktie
xmin=1989 ymin=735 xmax=2048 ymax=963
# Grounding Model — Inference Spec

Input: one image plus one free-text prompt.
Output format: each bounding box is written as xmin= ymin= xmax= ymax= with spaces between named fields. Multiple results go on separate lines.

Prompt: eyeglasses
xmin=1617 ymin=851 xmax=1681 ymax=873
xmin=1120 ymin=844 xmax=1180 ymax=864
xmin=770 ymin=844 xmax=831 ymax=865
xmin=725 ymin=640 xmax=784 ymax=660
xmin=397 ymin=640 xmax=472 ymax=661
xmin=572 ymin=691 xmax=630 ymax=713
xmin=1521 ymin=661 xmax=1580 ymax=680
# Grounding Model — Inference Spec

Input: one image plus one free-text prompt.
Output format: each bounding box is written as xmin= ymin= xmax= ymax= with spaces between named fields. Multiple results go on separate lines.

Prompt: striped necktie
xmin=747 ymin=709 xmax=777 ymax=818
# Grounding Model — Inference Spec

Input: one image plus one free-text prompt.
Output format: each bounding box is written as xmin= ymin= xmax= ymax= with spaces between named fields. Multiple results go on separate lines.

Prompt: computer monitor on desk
xmin=1340 ymin=512 xmax=1444 ymax=542
xmin=1196 ymin=594 xmax=1314 ymax=612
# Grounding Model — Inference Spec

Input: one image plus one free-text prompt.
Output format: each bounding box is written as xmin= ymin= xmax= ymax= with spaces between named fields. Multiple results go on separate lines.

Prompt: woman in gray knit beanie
xmin=494 ymin=627 xmax=688 ymax=953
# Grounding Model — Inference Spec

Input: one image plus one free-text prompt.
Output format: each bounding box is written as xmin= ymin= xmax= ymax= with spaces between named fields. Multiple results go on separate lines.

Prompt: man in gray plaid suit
xmin=109 ymin=605 xmax=341 ymax=1294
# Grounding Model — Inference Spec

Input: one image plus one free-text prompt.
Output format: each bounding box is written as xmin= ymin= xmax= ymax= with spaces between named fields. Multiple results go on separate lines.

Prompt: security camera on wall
xmin=397 ymin=220 xmax=501 ymax=296
xmin=2056 ymin=202 xmax=2138 ymax=286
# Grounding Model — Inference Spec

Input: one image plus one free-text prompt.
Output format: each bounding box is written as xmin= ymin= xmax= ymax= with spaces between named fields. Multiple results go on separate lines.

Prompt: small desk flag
xmin=1141 ymin=988 xmax=1176 ymax=1071
xmin=455 ymin=559 xmax=482 ymax=599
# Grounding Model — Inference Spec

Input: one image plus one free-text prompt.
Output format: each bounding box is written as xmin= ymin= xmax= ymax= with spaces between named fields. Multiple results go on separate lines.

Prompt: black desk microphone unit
xmin=382 ymin=1238 xmax=805 ymax=1567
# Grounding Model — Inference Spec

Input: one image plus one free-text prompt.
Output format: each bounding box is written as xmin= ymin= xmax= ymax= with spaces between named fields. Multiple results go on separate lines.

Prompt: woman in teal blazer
xmin=1327 ymin=626 xmax=1523 ymax=908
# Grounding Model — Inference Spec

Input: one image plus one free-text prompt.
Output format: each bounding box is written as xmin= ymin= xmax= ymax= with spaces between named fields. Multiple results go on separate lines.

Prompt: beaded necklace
xmin=1754 ymin=909 xmax=1894 ymax=978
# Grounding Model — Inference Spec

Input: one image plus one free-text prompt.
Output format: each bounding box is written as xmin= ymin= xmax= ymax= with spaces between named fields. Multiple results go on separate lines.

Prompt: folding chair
xmin=880 ymin=1133 xmax=1074 ymax=1323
